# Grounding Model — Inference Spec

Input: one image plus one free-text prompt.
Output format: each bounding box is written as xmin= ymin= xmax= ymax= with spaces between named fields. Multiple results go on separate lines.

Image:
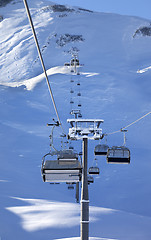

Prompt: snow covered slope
xmin=0 ymin=0 xmax=151 ymax=239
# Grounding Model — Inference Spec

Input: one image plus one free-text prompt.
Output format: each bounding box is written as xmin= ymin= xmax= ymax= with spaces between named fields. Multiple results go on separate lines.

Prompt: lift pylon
xmin=67 ymin=118 xmax=104 ymax=240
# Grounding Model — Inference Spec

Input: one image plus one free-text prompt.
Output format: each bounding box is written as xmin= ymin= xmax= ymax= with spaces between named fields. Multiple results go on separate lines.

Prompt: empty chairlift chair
xmin=67 ymin=183 xmax=74 ymax=190
xmin=87 ymin=175 xmax=94 ymax=184
xmin=70 ymin=58 xmax=79 ymax=66
xmin=88 ymin=157 xmax=100 ymax=175
xmin=41 ymin=150 xmax=82 ymax=183
xmin=70 ymin=89 xmax=74 ymax=94
xmin=107 ymin=146 xmax=130 ymax=164
xmin=94 ymin=144 xmax=109 ymax=156
xmin=88 ymin=166 xmax=100 ymax=175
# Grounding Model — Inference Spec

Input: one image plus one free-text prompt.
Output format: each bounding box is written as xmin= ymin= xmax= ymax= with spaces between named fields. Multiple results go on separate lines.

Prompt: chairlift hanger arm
xmin=47 ymin=121 xmax=60 ymax=127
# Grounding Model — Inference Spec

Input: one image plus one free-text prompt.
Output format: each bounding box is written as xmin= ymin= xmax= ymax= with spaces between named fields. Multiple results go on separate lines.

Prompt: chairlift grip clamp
xmin=121 ymin=129 xmax=128 ymax=132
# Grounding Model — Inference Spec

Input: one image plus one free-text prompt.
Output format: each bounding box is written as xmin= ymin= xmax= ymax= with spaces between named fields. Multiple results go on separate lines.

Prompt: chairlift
xmin=70 ymin=79 xmax=74 ymax=83
xmin=69 ymin=145 xmax=74 ymax=150
xmin=88 ymin=166 xmax=100 ymax=175
xmin=70 ymin=58 xmax=80 ymax=66
xmin=77 ymin=92 xmax=81 ymax=96
xmin=77 ymin=82 xmax=80 ymax=86
xmin=94 ymin=144 xmax=109 ymax=156
xmin=64 ymin=62 xmax=70 ymax=66
xmin=41 ymin=152 xmax=82 ymax=183
xmin=67 ymin=183 xmax=74 ymax=190
xmin=107 ymin=146 xmax=130 ymax=164
xmin=78 ymin=113 xmax=82 ymax=118
xmin=70 ymin=89 xmax=74 ymax=94
xmin=70 ymin=99 xmax=74 ymax=104
xmin=87 ymin=175 xmax=94 ymax=184
xmin=78 ymin=103 xmax=82 ymax=107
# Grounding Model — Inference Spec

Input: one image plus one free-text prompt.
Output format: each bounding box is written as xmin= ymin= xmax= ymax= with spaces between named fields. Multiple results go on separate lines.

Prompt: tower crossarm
xmin=67 ymin=119 xmax=104 ymax=140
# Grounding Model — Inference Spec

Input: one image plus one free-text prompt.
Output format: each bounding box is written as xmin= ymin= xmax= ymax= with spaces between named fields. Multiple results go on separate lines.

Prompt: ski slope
xmin=0 ymin=0 xmax=151 ymax=239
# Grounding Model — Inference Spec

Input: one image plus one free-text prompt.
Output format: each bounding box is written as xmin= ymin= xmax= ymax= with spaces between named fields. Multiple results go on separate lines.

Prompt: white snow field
xmin=0 ymin=0 xmax=151 ymax=239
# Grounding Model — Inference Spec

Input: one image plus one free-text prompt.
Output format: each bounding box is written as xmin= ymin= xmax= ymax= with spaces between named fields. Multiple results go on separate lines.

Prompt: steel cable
xmin=23 ymin=0 xmax=66 ymax=135
xmin=106 ymin=111 xmax=151 ymax=136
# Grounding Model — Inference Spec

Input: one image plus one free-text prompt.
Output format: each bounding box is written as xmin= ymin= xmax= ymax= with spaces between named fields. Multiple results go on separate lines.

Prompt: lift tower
xmin=67 ymin=119 xmax=104 ymax=240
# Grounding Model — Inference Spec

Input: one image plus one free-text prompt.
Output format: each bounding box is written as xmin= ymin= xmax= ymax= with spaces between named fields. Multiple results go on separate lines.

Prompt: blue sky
xmin=49 ymin=0 xmax=151 ymax=20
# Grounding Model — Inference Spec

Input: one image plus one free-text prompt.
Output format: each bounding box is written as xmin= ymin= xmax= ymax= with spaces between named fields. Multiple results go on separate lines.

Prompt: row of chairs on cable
xmin=88 ymin=144 xmax=130 ymax=176
xmin=41 ymin=145 xmax=130 ymax=183
xmin=94 ymin=144 xmax=130 ymax=164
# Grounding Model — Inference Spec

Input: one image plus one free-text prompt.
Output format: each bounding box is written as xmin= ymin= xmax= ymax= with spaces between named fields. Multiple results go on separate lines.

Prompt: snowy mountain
xmin=0 ymin=0 xmax=151 ymax=239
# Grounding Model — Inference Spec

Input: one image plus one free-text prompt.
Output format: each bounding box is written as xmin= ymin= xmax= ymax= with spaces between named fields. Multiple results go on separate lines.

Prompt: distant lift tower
xmin=67 ymin=119 xmax=104 ymax=240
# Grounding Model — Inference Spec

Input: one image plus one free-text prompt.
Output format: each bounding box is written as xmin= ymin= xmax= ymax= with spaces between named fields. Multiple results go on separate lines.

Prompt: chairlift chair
xmin=69 ymin=145 xmax=74 ymax=150
xmin=78 ymin=113 xmax=82 ymax=118
xmin=87 ymin=175 xmax=94 ymax=184
xmin=107 ymin=146 xmax=130 ymax=164
xmin=88 ymin=166 xmax=100 ymax=175
xmin=70 ymin=58 xmax=79 ymax=66
xmin=67 ymin=183 xmax=74 ymax=190
xmin=64 ymin=62 xmax=70 ymax=66
xmin=41 ymin=151 xmax=82 ymax=183
xmin=94 ymin=144 xmax=109 ymax=156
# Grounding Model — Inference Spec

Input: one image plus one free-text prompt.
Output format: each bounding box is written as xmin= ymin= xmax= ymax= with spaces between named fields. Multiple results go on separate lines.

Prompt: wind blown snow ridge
xmin=6 ymin=197 xmax=115 ymax=232
xmin=0 ymin=66 xmax=99 ymax=90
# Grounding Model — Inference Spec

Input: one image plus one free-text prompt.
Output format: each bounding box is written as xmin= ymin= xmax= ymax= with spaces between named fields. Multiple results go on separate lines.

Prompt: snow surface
xmin=6 ymin=197 xmax=115 ymax=231
xmin=0 ymin=0 xmax=151 ymax=239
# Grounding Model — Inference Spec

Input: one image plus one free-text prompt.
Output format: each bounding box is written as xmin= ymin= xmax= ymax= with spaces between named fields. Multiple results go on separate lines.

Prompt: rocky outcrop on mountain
xmin=56 ymin=33 xmax=85 ymax=47
xmin=133 ymin=25 xmax=151 ymax=37
xmin=0 ymin=0 xmax=13 ymax=7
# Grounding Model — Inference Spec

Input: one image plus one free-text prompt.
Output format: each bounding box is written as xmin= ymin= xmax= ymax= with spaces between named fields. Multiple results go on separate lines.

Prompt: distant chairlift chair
xmin=94 ymin=144 xmax=109 ymax=156
xmin=107 ymin=146 xmax=130 ymax=164
xmin=88 ymin=166 xmax=100 ymax=175
xmin=88 ymin=157 xmax=100 ymax=175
